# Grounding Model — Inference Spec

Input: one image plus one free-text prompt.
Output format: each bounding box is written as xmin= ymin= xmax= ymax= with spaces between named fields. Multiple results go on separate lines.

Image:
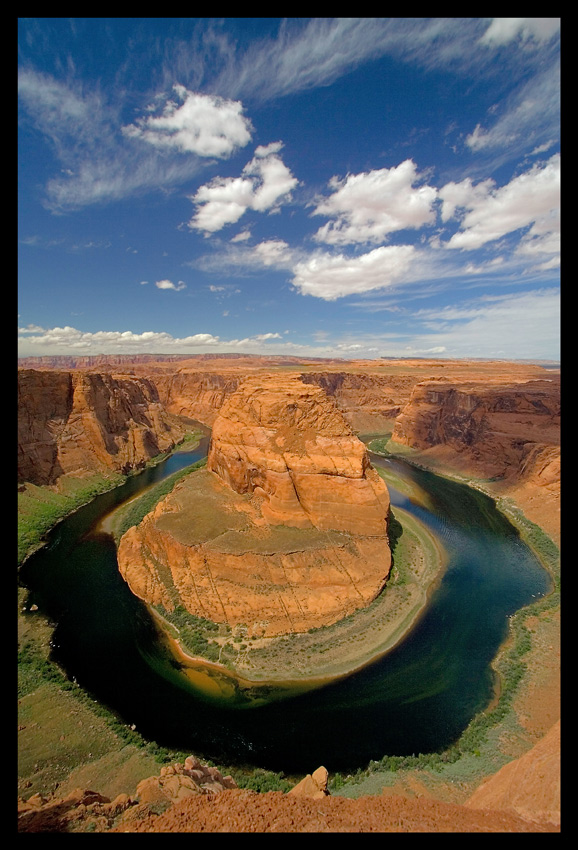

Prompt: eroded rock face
xmin=392 ymin=378 xmax=560 ymax=481
xmin=391 ymin=377 xmax=561 ymax=542
xmin=207 ymin=374 xmax=390 ymax=536
xmin=18 ymin=369 xmax=186 ymax=486
xmin=117 ymin=376 xmax=391 ymax=637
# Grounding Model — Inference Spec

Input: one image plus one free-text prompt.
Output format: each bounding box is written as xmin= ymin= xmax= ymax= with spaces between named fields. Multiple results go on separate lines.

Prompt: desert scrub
xmin=231 ymin=768 xmax=293 ymax=793
xmin=154 ymin=605 xmax=225 ymax=663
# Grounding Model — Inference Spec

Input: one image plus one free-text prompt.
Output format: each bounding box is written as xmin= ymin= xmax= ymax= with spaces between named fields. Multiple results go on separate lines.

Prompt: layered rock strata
xmin=207 ymin=375 xmax=391 ymax=535
xmin=391 ymin=377 xmax=560 ymax=538
xmin=18 ymin=369 xmax=186 ymax=487
xmin=117 ymin=376 xmax=391 ymax=637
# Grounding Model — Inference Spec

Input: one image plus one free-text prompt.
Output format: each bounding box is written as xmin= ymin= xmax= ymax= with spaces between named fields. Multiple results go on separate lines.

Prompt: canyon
xmin=17 ymin=354 xmax=560 ymax=832
xmin=17 ymin=355 xmax=560 ymax=544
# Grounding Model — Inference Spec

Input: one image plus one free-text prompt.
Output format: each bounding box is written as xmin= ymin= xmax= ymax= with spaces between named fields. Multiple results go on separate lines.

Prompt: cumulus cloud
xmin=312 ymin=161 xmax=437 ymax=245
xmin=291 ymin=245 xmax=416 ymax=300
xmin=123 ymin=85 xmax=252 ymax=158
xmin=17 ymin=325 xmax=284 ymax=357
xmin=189 ymin=143 xmax=298 ymax=233
xmin=254 ymin=240 xmax=292 ymax=266
xmin=155 ymin=279 xmax=187 ymax=291
xmin=440 ymin=154 xmax=560 ymax=253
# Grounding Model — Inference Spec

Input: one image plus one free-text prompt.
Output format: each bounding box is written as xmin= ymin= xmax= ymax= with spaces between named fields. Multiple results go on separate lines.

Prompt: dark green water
xmin=19 ymin=443 xmax=552 ymax=774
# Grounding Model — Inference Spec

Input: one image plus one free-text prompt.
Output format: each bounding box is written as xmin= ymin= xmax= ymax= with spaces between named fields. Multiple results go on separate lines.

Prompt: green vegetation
xmin=230 ymin=768 xmax=293 ymax=793
xmin=154 ymin=605 xmax=225 ymax=663
xmin=111 ymin=457 xmax=207 ymax=542
xmin=367 ymin=435 xmax=392 ymax=456
xmin=18 ymin=474 xmax=125 ymax=565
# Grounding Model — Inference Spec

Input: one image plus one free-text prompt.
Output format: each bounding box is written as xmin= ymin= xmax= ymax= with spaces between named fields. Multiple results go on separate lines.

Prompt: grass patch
xmin=110 ymin=457 xmax=207 ymax=543
xmin=18 ymin=474 xmax=125 ymax=565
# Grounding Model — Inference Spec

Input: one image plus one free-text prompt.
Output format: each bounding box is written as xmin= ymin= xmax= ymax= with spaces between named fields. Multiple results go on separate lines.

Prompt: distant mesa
xmin=117 ymin=375 xmax=392 ymax=638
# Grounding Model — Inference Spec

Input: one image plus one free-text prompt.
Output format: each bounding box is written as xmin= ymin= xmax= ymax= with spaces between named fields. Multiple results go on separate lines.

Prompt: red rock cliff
xmin=207 ymin=374 xmax=390 ymax=536
xmin=117 ymin=375 xmax=391 ymax=637
xmin=391 ymin=377 xmax=560 ymax=539
xmin=18 ymin=369 xmax=186 ymax=486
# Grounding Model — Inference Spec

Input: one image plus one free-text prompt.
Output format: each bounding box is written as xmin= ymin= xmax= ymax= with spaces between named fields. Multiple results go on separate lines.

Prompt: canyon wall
xmin=18 ymin=369 xmax=186 ymax=487
xmin=18 ymin=357 xmax=560 ymax=539
xmin=300 ymin=371 xmax=411 ymax=433
xmin=391 ymin=377 xmax=560 ymax=539
xmin=153 ymin=371 xmax=244 ymax=427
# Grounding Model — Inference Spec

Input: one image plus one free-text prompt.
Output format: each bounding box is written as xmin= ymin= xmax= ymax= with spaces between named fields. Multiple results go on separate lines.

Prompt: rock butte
xmin=117 ymin=375 xmax=391 ymax=637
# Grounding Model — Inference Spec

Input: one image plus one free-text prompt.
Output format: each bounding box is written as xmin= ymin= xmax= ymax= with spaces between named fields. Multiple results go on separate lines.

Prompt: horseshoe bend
xmin=117 ymin=374 xmax=392 ymax=642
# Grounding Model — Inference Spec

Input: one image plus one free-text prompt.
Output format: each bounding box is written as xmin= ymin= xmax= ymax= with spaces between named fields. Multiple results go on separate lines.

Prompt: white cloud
xmin=189 ymin=144 xmax=298 ymax=233
xmin=230 ymin=229 xmax=252 ymax=243
xmin=193 ymin=239 xmax=297 ymax=275
xmin=254 ymin=240 xmax=292 ymax=266
xmin=17 ymin=325 xmax=285 ymax=357
xmin=440 ymin=154 xmax=560 ymax=252
xmin=479 ymin=18 xmax=560 ymax=47
xmin=18 ymin=323 xmax=46 ymax=334
xmin=410 ymin=288 xmax=560 ymax=360
xmin=123 ymin=85 xmax=252 ymax=158
xmin=190 ymin=176 xmax=256 ymax=232
xmin=312 ymin=161 xmax=437 ymax=245
xmin=155 ymin=279 xmax=187 ymax=291
xmin=291 ymin=245 xmax=416 ymax=300
xmin=464 ymin=61 xmax=560 ymax=157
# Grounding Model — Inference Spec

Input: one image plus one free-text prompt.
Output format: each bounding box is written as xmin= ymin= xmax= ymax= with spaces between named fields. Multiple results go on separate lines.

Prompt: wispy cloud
xmin=18 ymin=69 xmax=237 ymax=211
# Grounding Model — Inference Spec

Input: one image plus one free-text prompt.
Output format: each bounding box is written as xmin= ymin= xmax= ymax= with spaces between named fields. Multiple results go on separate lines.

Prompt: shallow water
xmin=19 ymin=443 xmax=552 ymax=774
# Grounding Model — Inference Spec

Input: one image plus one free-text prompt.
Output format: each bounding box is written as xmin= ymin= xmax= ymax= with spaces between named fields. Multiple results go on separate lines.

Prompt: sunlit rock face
xmin=207 ymin=374 xmax=391 ymax=536
xmin=17 ymin=369 xmax=186 ymax=486
xmin=118 ymin=375 xmax=391 ymax=638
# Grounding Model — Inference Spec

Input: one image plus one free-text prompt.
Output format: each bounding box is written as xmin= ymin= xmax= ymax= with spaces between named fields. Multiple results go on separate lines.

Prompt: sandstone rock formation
xmin=135 ymin=756 xmax=237 ymax=804
xmin=117 ymin=375 xmax=391 ymax=637
xmin=18 ymin=369 xmax=187 ymax=487
xmin=465 ymin=720 xmax=560 ymax=826
xmin=207 ymin=374 xmax=390 ymax=535
xmin=391 ymin=377 xmax=560 ymax=540
xmin=17 ymin=756 xmax=237 ymax=833
xmin=287 ymin=766 xmax=330 ymax=799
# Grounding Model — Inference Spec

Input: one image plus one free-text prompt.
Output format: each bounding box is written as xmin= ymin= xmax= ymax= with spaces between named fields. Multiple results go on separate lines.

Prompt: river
xmin=18 ymin=439 xmax=552 ymax=775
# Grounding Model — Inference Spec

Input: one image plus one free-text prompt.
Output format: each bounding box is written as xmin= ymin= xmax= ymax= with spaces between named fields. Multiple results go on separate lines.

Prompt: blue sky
xmin=18 ymin=18 xmax=561 ymax=361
